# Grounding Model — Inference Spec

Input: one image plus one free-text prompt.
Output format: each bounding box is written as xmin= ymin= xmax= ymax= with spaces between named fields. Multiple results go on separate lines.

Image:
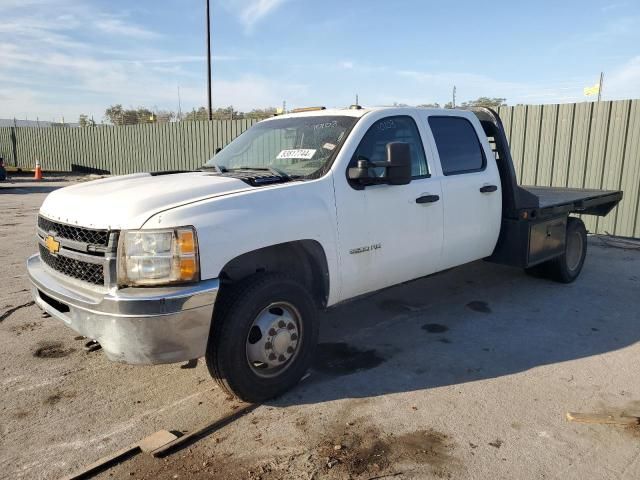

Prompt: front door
xmin=335 ymin=114 xmax=444 ymax=299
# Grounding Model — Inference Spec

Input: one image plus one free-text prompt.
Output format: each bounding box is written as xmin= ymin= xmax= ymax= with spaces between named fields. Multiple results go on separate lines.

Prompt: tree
xmin=104 ymin=105 xmax=172 ymax=125
xmin=154 ymin=110 xmax=175 ymax=123
xmin=212 ymin=106 xmax=241 ymax=120
xmin=78 ymin=114 xmax=96 ymax=127
xmin=183 ymin=107 xmax=209 ymax=121
xmin=104 ymin=104 xmax=125 ymax=125
xmin=459 ymin=97 xmax=507 ymax=108
xmin=246 ymin=107 xmax=277 ymax=119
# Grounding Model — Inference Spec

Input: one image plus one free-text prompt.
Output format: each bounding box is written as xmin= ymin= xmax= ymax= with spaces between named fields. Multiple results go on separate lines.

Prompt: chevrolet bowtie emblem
xmin=44 ymin=235 xmax=60 ymax=254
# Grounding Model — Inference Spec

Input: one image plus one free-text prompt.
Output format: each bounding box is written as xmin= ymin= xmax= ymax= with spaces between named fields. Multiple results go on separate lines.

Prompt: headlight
xmin=118 ymin=227 xmax=200 ymax=286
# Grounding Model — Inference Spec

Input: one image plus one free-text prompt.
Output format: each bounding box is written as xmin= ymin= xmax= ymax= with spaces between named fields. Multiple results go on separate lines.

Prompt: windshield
xmin=203 ymin=115 xmax=358 ymax=178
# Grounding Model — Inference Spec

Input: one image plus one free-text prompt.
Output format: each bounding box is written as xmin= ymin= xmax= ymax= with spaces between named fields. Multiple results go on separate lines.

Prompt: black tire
xmin=206 ymin=273 xmax=318 ymax=402
xmin=525 ymin=217 xmax=587 ymax=283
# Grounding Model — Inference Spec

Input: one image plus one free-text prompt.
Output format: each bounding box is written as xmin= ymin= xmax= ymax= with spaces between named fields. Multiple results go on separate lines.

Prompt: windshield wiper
xmin=199 ymin=165 xmax=228 ymax=173
xmin=228 ymin=166 xmax=295 ymax=180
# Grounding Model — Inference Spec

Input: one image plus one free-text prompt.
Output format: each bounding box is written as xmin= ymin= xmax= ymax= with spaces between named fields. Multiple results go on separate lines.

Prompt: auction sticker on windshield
xmin=277 ymin=149 xmax=316 ymax=160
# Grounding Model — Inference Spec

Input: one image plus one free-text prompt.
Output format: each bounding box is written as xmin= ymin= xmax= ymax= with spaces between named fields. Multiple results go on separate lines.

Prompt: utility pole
xmin=206 ymin=0 xmax=213 ymax=120
xmin=452 ymin=86 xmax=456 ymax=108
xmin=177 ymin=85 xmax=183 ymax=121
xmin=597 ymin=71 xmax=604 ymax=102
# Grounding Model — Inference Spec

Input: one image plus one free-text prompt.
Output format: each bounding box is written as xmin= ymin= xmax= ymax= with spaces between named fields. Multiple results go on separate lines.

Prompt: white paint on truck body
xmin=38 ymin=107 xmax=502 ymax=307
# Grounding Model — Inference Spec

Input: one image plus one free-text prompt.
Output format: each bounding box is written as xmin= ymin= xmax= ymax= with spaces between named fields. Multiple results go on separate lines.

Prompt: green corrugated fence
xmin=0 ymin=118 xmax=259 ymax=175
xmin=497 ymin=100 xmax=640 ymax=239
xmin=2 ymin=100 xmax=640 ymax=238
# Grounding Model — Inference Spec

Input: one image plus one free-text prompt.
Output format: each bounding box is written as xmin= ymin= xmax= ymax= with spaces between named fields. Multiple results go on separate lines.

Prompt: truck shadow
xmin=274 ymin=241 xmax=639 ymax=406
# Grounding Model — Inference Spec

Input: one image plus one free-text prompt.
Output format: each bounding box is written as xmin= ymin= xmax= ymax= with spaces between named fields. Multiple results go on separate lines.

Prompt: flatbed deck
xmin=471 ymin=107 xmax=624 ymax=270
xmin=523 ymin=186 xmax=621 ymax=209
xmin=522 ymin=186 xmax=622 ymax=217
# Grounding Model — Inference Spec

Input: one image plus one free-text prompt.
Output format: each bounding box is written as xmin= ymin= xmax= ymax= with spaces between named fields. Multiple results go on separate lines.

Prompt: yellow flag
xmin=584 ymin=83 xmax=600 ymax=96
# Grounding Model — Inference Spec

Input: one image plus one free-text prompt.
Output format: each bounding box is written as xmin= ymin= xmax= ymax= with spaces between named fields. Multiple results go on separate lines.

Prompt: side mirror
xmin=347 ymin=159 xmax=371 ymax=181
xmin=385 ymin=142 xmax=412 ymax=185
xmin=348 ymin=142 xmax=412 ymax=186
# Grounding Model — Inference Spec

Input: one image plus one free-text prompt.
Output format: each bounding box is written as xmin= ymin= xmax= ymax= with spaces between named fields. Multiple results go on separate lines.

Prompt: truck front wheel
xmin=525 ymin=217 xmax=587 ymax=283
xmin=205 ymin=273 xmax=318 ymax=402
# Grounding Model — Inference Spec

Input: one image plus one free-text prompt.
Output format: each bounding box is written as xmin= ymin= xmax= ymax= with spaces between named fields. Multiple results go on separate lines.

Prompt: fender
xmin=142 ymin=175 xmax=342 ymax=305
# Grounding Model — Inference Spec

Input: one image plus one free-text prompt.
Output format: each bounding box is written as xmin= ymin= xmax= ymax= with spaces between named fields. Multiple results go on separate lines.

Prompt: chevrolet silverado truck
xmin=27 ymin=106 xmax=622 ymax=402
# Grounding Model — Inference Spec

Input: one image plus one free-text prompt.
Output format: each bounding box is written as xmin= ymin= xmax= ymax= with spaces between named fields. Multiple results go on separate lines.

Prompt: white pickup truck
xmin=28 ymin=106 xmax=622 ymax=402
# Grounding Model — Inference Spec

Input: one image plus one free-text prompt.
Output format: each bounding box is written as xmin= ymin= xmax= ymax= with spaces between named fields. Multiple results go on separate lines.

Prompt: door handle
xmin=480 ymin=185 xmax=498 ymax=193
xmin=416 ymin=194 xmax=440 ymax=204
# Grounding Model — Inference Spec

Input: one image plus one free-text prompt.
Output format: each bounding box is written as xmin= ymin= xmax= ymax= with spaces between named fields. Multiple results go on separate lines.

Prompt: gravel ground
xmin=1 ymin=178 xmax=639 ymax=480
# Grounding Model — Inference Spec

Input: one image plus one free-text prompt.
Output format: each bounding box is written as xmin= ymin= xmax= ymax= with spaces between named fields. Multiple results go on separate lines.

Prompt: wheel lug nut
xmin=265 ymin=342 xmax=272 ymax=350
xmin=268 ymin=353 xmax=276 ymax=361
xmin=278 ymin=320 xmax=286 ymax=328
xmin=290 ymin=333 xmax=298 ymax=341
xmin=287 ymin=347 xmax=294 ymax=354
xmin=269 ymin=328 xmax=277 ymax=336
xmin=287 ymin=323 xmax=295 ymax=330
xmin=278 ymin=355 xmax=286 ymax=362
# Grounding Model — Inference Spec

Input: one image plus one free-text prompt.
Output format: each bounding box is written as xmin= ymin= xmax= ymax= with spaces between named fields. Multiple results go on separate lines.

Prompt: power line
xmin=205 ymin=0 xmax=213 ymax=121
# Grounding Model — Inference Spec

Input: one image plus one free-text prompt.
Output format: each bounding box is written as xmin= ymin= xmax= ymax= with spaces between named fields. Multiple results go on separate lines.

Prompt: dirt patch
xmin=13 ymin=410 xmax=30 ymax=419
xmin=101 ymin=424 xmax=459 ymax=480
xmin=33 ymin=341 xmax=76 ymax=359
xmin=10 ymin=321 xmax=42 ymax=336
xmin=466 ymin=301 xmax=492 ymax=314
xmin=625 ymin=424 xmax=640 ymax=438
xmin=44 ymin=390 xmax=76 ymax=406
xmin=488 ymin=439 xmax=503 ymax=448
xmin=313 ymin=343 xmax=386 ymax=376
xmin=316 ymin=426 xmax=458 ymax=478
xmin=422 ymin=323 xmax=449 ymax=333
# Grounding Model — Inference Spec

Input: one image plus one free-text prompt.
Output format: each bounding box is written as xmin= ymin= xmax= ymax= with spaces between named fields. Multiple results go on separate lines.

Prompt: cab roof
xmin=264 ymin=106 xmax=466 ymax=122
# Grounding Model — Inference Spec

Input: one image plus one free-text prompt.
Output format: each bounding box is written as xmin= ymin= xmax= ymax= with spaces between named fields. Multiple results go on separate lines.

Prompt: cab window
xmin=428 ymin=116 xmax=486 ymax=175
xmin=350 ymin=116 xmax=429 ymax=178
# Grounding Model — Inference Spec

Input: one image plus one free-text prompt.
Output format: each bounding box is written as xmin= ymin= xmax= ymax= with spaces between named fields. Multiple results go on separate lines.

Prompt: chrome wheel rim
xmin=566 ymin=230 xmax=583 ymax=272
xmin=245 ymin=302 xmax=302 ymax=378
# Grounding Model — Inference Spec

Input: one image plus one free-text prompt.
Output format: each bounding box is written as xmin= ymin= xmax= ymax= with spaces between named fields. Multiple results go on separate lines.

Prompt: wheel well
xmin=219 ymin=240 xmax=330 ymax=308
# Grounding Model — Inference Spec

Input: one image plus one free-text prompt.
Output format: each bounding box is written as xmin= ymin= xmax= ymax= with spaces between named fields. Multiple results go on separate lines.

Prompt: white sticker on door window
xmin=323 ymin=142 xmax=336 ymax=151
xmin=276 ymin=149 xmax=317 ymax=160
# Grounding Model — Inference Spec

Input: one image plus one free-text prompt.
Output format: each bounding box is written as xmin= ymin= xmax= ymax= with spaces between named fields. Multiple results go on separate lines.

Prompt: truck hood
xmin=39 ymin=172 xmax=253 ymax=230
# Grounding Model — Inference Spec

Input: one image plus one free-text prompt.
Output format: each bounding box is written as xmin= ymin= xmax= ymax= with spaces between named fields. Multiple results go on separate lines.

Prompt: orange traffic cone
xmin=34 ymin=159 xmax=43 ymax=180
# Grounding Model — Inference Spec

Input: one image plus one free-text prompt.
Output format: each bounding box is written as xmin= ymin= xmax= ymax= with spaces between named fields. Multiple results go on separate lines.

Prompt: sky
xmin=1 ymin=0 xmax=640 ymax=123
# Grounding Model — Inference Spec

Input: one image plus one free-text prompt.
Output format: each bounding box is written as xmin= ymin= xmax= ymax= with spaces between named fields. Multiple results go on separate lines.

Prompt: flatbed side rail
xmin=519 ymin=190 xmax=623 ymax=220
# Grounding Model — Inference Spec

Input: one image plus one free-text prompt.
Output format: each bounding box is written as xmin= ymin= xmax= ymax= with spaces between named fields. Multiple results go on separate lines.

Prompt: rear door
xmin=425 ymin=114 xmax=501 ymax=268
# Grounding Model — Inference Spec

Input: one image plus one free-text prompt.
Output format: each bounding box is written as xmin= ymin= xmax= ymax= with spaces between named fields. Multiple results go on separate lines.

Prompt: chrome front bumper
xmin=27 ymin=254 xmax=219 ymax=364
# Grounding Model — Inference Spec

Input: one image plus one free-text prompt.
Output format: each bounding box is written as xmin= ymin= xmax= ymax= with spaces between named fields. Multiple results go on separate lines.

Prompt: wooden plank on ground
xmin=152 ymin=403 xmax=258 ymax=457
xmin=566 ymin=412 xmax=640 ymax=425
xmin=59 ymin=430 xmax=177 ymax=480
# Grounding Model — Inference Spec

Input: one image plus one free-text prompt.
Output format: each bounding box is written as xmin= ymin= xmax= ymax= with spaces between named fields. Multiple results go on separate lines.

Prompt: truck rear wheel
xmin=205 ymin=273 xmax=318 ymax=402
xmin=525 ymin=217 xmax=587 ymax=283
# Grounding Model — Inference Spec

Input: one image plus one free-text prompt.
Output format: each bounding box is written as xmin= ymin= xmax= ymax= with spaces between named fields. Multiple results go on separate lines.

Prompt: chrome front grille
xmin=37 ymin=215 xmax=118 ymax=287
xmin=38 ymin=215 xmax=110 ymax=247
xmin=38 ymin=244 xmax=105 ymax=285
